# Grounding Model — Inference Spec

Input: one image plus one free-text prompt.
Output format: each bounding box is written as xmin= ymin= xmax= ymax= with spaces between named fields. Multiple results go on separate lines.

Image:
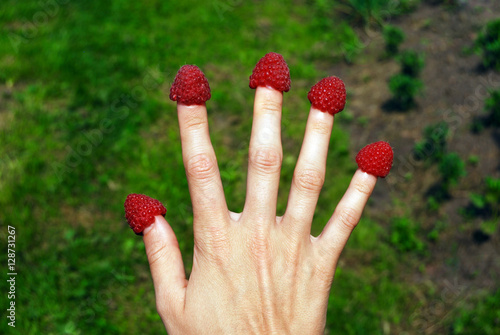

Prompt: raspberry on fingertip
xmin=308 ymin=76 xmax=346 ymax=115
xmin=124 ymin=194 xmax=167 ymax=235
xmin=249 ymin=52 xmax=291 ymax=92
xmin=355 ymin=141 xmax=394 ymax=178
xmin=169 ymin=65 xmax=211 ymax=105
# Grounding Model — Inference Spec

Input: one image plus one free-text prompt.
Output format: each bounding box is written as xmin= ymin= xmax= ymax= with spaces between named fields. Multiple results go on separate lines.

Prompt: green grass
xmin=0 ymin=1 xmax=359 ymax=333
xmin=0 ymin=0 xmax=496 ymax=334
xmin=450 ymin=289 xmax=500 ymax=334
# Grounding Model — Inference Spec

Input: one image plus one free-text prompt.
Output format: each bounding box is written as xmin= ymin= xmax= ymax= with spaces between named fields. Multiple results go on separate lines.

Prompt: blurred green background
xmin=1 ymin=0 xmax=499 ymax=334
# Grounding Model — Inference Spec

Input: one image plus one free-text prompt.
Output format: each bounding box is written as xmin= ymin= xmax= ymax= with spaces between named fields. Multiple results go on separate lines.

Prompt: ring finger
xmin=283 ymin=107 xmax=334 ymax=234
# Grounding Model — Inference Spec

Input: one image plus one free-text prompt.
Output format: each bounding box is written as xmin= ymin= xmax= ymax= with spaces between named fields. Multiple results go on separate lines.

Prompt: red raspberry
xmin=355 ymin=141 xmax=394 ymax=178
xmin=169 ymin=65 xmax=211 ymax=105
xmin=307 ymin=77 xmax=346 ymax=115
xmin=124 ymin=194 xmax=167 ymax=235
xmin=249 ymin=52 xmax=291 ymax=92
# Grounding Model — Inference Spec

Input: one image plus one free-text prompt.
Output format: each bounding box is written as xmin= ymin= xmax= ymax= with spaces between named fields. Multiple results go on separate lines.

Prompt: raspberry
xmin=249 ymin=52 xmax=291 ymax=92
xmin=307 ymin=76 xmax=346 ymax=115
xmin=169 ymin=65 xmax=211 ymax=105
xmin=355 ymin=141 xmax=394 ymax=178
xmin=124 ymin=193 xmax=167 ymax=235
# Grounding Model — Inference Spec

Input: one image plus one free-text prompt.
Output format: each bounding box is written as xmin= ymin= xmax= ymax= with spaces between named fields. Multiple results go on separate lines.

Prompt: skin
xmin=142 ymin=86 xmax=378 ymax=334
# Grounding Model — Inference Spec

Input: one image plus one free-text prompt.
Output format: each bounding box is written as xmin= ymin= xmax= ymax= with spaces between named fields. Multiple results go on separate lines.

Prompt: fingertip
xmin=142 ymin=215 xmax=186 ymax=304
xmin=255 ymin=85 xmax=284 ymax=101
xmin=143 ymin=215 xmax=179 ymax=249
xmin=310 ymin=106 xmax=335 ymax=118
xmin=354 ymin=169 xmax=378 ymax=189
xmin=177 ymin=101 xmax=207 ymax=108
xmin=142 ymin=224 xmax=154 ymax=236
xmin=142 ymin=215 xmax=161 ymax=236
xmin=176 ymin=102 xmax=208 ymax=118
xmin=340 ymin=169 xmax=377 ymax=210
xmin=317 ymin=169 xmax=378 ymax=256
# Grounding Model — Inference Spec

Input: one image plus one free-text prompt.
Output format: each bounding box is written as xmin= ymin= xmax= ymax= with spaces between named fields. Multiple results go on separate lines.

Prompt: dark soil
xmin=326 ymin=1 xmax=500 ymax=332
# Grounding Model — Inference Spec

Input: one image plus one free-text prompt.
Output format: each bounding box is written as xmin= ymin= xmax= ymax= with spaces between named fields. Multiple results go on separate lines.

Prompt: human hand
xmin=125 ymin=53 xmax=393 ymax=334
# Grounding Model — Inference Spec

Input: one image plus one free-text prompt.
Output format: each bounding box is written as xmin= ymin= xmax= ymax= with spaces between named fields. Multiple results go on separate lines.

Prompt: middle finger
xmin=243 ymin=86 xmax=283 ymax=222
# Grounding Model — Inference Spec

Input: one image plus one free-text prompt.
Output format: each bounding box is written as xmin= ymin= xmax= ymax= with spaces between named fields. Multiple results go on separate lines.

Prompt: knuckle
xmin=353 ymin=178 xmax=373 ymax=197
xmin=249 ymin=147 xmax=282 ymax=174
xmin=146 ymin=239 xmax=169 ymax=268
xmin=337 ymin=207 xmax=360 ymax=231
xmin=245 ymin=224 xmax=272 ymax=263
xmin=282 ymin=236 xmax=303 ymax=266
xmin=195 ymin=225 xmax=230 ymax=263
xmin=248 ymin=235 xmax=271 ymax=263
xmin=311 ymin=119 xmax=332 ymax=136
xmin=258 ymin=98 xmax=282 ymax=115
xmin=293 ymin=168 xmax=325 ymax=194
xmin=186 ymin=153 xmax=217 ymax=184
xmin=184 ymin=113 xmax=207 ymax=131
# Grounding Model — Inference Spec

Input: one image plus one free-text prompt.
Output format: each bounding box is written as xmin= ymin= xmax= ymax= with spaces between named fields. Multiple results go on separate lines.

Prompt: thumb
xmin=143 ymin=215 xmax=186 ymax=315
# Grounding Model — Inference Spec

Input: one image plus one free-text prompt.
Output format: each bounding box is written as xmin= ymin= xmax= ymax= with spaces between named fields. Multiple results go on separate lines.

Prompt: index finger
xmin=170 ymin=65 xmax=229 ymax=226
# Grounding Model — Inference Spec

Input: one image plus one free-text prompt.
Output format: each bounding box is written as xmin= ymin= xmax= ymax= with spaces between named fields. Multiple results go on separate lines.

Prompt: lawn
xmin=1 ymin=0 xmax=498 ymax=334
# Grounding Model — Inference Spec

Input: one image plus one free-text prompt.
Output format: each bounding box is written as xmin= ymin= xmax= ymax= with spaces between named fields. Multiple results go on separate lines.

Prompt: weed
xmin=335 ymin=0 xmax=419 ymax=26
xmin=427 ymin=196 xmax=441 ymax=211
xmin=398 ymin=50 xmax=426 ymax=77
xmin=388 ymin=74 xmax=424 ymax=110
xmin=414 ymin=122 xmax=449 ymax=162
xmin=480 ymin=220 xmax=499 ymax=235
xmin=426 ymin=0 xmax=468 ymax=7
xmin=467 ymin=155 xmax=479 ymax=166
xmin=474 ymin=19 xmax=500 ymax=71
xmin=439 ymin=152 xmax=466 ymax=188
xmin=466 ymin=177 xmax=500 ymax=220
xmin=389 ymin=217 xmax=425 ymax=253
xmin=383 ymin=24 xmax=405 ymax=56
xmin=484 ymin=89 xmax=500 ymax=126
xmin=470 ymin=117 xmax=485 ymax=133
xmin=425 ymin=152 xmax=466 ymax=204
xmin=427 ymin=220 xmax=448 ymax=241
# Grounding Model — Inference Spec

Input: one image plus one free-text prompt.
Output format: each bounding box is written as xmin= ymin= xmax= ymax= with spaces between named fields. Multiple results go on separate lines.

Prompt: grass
xmin=450 ymin=289 xmax=500 ymax=334
xmin=0 ymin=1 xmax=360 ymax=333
xmin=0 ymin=0 xmax=497 ymax=334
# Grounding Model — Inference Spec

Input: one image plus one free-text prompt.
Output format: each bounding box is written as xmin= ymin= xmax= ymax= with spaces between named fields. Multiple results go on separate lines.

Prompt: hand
xmin=142 ymin=70 xmax=378 ymax=334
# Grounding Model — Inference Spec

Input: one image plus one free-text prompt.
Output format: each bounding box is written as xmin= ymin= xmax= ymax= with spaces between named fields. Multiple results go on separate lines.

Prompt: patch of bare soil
xmin=327 ymin=1 xmax=500 ymax=332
